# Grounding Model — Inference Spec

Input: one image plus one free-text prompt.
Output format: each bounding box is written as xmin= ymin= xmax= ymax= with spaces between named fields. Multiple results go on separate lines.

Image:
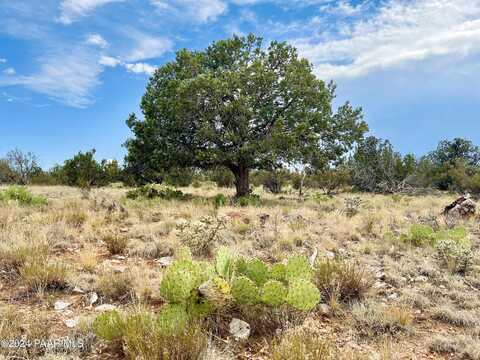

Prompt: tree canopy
xmin=125 ymin=34 xmax=368 ymax=196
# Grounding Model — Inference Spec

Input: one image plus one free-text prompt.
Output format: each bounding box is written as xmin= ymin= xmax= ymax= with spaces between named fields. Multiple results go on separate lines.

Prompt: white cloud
xmin=124 ymin=62 xmax=156 ymax=75
xmin=99 ymin=55 xmax=121 ymax=67
xmin=58 ymin=0 xmax=124 ymax=25
xmin=0 ymin=46 xmax=103 ymax=108
xmin=150 ymin=0 xmax=227 ymax=23
xmin=86 ymin=34 xmax=108 ymax=48
xmin=123 ymin=30 xmax=173 ymax=61
xmin=292 ymin=0 xmax=480 ymax=79
xmin=2 ymin=68 xmax=16 ymax=75
xmin=0 ymin=58 xmax=6 ymax=63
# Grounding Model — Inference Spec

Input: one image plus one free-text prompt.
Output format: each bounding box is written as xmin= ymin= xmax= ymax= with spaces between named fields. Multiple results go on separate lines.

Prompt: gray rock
xmin=54 ymin=301 xmax=70 ymax=311
xmin=229 ymin=318 xmax=250 ymax=340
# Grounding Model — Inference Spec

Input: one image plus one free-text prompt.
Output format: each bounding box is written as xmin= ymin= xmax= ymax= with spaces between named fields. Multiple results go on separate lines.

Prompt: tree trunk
xmin=232 ymin=165 xmax=250 ymax=197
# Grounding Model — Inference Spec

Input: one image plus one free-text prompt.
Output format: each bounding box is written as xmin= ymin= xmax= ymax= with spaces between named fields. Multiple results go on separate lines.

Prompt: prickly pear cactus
xmin=198 ymin=277 xmax=232 ymax=308
xmin=261 ymin=280 xmax=287 ymax=307
xmin=269 ymin=263 xmax=287 ymax=282
xmin=231 ymin=276 xmax=260 ymax=305
xmin=285 ymin=255 xmax=312 ymax=281
xmin=244 ymin=259 xmax=270 ymax=286
xmin=159 ymin=259 xmax=207 ymax=303
xmin=286 ymin=279 xmax=320 ymax=311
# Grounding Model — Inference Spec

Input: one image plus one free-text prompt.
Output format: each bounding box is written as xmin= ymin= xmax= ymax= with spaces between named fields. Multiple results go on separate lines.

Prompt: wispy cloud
xmin=123 ymin=29 xmax=173 ymax=61
xmin=2 ymin=68 xmax=16 ymax=76
xmin=0 ymin=58 xmax=6 ymax=63
xmin=0 ymin=46 xmax=103 ymax=108
xmin=150 ymin=0 xmax=227 ymax=23
xmin=124 ymin=62 xmax=156 ymax=75
xmin=292 ymin=0 xmax=480 ymax=79
xmin=86 ymin=34 xmax=108 ymax=48
xmin=58 ymin=0 xmax=124 ymax=24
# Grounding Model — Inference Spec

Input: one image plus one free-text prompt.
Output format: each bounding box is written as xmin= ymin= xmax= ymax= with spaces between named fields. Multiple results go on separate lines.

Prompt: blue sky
xmin=1 ymin=0 xmax=480 ymax=168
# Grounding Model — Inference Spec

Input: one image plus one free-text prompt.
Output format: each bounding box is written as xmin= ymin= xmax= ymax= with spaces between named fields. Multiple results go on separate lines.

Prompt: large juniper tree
xmin=125 ymin=34 xmax=367 ymax=197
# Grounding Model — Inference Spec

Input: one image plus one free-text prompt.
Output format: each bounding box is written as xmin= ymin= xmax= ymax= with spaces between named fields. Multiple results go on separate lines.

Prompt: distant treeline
xmin=1 ymin=137 xmax=480 ymax=195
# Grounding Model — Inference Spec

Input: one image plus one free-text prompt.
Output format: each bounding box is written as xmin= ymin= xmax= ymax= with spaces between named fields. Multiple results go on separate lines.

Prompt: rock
xmin=119 ymin=228 xmax=129 ymax=233
xmin=157 ymin=256 xmax=173 ymax=267
xmin=72 ymin=286 xmax=84 ymax=294
xmin=318 ymin=303 xmax=331 ymax=316
xmin=309 ymin=248 xmax=318 ymax=266
xmin=64 ymin=318 xmax=78 ymax=328
xmin=325 ymin=251 xmax=335 ymax=260
xmin=444 ymin=194 xmax=476 ymax=218
xmin=229 ymin=318 xmax=250 ymax=340
xmin=95 ymin=304 xmax=117 ymax=312
xmin=54 ymin=300 xmax=71 ymax=311
xmin=89 ymin=292 xmax=99 ymax=306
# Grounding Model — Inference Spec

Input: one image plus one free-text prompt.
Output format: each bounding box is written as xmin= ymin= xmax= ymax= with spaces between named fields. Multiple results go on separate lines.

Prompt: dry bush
xmin=432 ymin=306 xmax=480 ymax=327
xmin=314 ymin=259 xmax=373 ymax=303
xmin=429 ymin=334 xmax=480 ymax=359
xmin=352 ymin=302 xmax=412 ymax=337
xmin=96 ymin=271 xmax=135 ymax=302
xmin=270 ymin=328 xmax=333 ymax=360
xmin=20 ymin=258 xmax=69 ymax=293
xmin=102 ymin=233 xmax=128 ymax=255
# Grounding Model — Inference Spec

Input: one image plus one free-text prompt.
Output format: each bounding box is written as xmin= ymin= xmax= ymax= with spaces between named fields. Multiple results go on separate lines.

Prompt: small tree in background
xmin=61 ymin=150 xmax=105 ymax=188
xmin=125 ymin=34 xmax=367 ymax=197
xmin=6 ymin=148 xmax=41 ymax=185
xmin=0 ymin=159 xmax=15 ymax=184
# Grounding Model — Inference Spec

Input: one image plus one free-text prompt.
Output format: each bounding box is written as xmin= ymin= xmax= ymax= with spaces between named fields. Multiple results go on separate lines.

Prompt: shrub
xmin=20 ymin=258 xmax=69 ymax=292
xmin=126 ymin=184 xmax=185 ymax=200
xmin=0 ymin=186 xmax=47 ymax=206
xmin=102 ymin=233 xmax=129 ymax=255
xmin=429 ymin=334 xmax=480 ymax=359
xmin=261 ymin=280 xmax=287 ymax=307
xmin=269 ymin=263 xmax=287 ymax=282
xmin=352 ymin=302 xmax=412 ymax=336
xmin=271 ymin=329 xmax=333 ymax=360
xmin=403 ymin=224 xmax=436 ymax=246
xmin=96 ymin=272 xmax=134 ymax=302
xmin=93 ymin=310 xmax=124 ymax=342
xmin=231 ymin=276 xmax=260 ymax=305
xmin=213 ymin=193 xmax=227 ymax=208
xmin=175 ymin=216 xmax=225 ymax=256
xmin=344 ymin=196 xmax=362 ymax=217
xmin=235 ymin=194 xmax=261 ymax=207
xmin=435 ymin=239 xmax=473 ymax=274
xmin=314 ymin=259 xmax=373 ymax=302
xmin=156 ymin=304 xmax=190 ymax=335
xmin=242 ymin=258 xmax=270 ymax=286
xmin=0 ymin=243 xmax=48 ymax=274
xmin=286 ymin=279 xmax=320 ymax=311
xmin=209 ymin=168 xmax=235 ymax=188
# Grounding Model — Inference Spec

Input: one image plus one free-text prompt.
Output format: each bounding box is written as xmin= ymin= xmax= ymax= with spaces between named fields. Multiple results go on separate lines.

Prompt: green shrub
xmin=286 ymin=255 xmax=312 ymax=281
xmin=231 ymin=276 xmax=260 ymax=305
xmin=286 ymin=279 xmax=320 ymax=311
xmin=126 ymin=184 xmax=185 ymax=201
xmin=261 ymin=280 xmax=287 ymax=307
xmin=93 ymin=311 xmax=124 ymax=341
xmin=157 ymin=304 xmax=189 ymax=335
xmin=0 ymin=186 xmax=47 ymax=206
xmin=235 ymin=194 xmax=261 ymax=207
xmin=102 ymin=233 xmax=128 ymax=255
xmin=213 ymin=193 xmax=227 ymax=208
xmin=20 ymin=258 xmax=68 ymax=292
xmin=404 ymin=224 xmax=436 ymax=246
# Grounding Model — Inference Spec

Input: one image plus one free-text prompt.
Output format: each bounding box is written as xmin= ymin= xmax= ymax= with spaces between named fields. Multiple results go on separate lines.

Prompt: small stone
xmin=89 ymin=292 xmax=99 ymax=306
xmin=95 ymin=304 xmax=117 ymax=312
xmin=318 ymin=303 xmax=331 ymax=316
xmin=157 ymin=256 xmax=173 ymax=267
xmin=229 ymin=318 xmax=250 ymax=340
xmin=72 ymin=286 xmax=84 ymax=294
xmin=119 ymin=228 xmax=129 ymax=233
xmin=64 ymin=318 xmax=78 ymax=328
xmin=54 ymin=301 xmax=70 ymax=311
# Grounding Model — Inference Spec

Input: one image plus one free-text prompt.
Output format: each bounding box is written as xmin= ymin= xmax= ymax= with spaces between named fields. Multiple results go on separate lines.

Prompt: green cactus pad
xmin=159 ymin=259 xmax=207 ymax=303
xmin=270 ymin=263 xmax=287 ymax=282
xmin=261 ymin=280 xmax=287 ymax=307
xmin=286 ymin=255 xmax=312 ymax=281
xmin=232 ymin=276 xmax=260 ymax=305
xmin=286 ymin=279 xmax=320 ymax=311
xmin=245 ymin=259 xmax=270 ymax=286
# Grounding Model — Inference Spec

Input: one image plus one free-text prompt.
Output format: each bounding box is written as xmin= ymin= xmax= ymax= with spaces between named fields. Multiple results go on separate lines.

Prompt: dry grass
xmin=0 ymin=185 xmax=477 ymax=359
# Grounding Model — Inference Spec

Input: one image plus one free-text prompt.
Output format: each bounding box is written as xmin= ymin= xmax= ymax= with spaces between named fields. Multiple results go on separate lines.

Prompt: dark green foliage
xmin=213 ymin=193 xmax=227 ymax=208
xmin=93 ymin=311 xmax=124 ymax=341
xmin=126 ymin=184 xmax=185 ymax=200
xmin=235 ymin=194 xmax=261 ymax=207
xmin=251 ymin=169 xmax=289 ymax=194
xmin=125 ymin=34 xmax=367 ymax=197
xmin=350 ymin=137 xmax=416 ymax=193
xmin=209 ymin=168 xmax=235 ymax=188
xmin=164 ymin=167 xmax=195 ymax=187
xmin=0 ymin=186 xmax=47 ymax=206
